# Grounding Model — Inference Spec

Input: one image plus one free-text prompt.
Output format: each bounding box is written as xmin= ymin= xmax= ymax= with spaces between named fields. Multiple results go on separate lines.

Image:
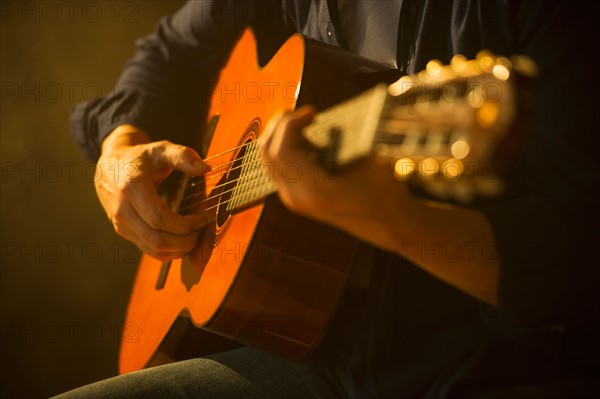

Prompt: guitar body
xmin=120 ymin=29 xmax=394 ymax=374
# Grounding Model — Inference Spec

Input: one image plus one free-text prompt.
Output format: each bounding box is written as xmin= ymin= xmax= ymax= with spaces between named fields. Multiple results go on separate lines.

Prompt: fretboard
xmin=224 ymin=86 xmax=388 ymax=212
xmin=226 ymin=140 xmax=278 ymax=211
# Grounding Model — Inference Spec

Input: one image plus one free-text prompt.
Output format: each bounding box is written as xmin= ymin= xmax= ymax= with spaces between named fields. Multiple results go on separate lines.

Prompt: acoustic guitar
xmin=119 ymin=28 xmax=534 ymax=374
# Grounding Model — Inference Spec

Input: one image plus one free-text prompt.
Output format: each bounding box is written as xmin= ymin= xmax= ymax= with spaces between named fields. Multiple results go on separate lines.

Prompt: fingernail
xmin=193 ymin=159 xmax=211 ymax=172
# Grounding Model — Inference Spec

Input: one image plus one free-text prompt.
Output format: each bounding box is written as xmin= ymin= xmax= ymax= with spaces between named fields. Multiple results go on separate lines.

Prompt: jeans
xmin=53 ymin=290 xmax=367 ymax=399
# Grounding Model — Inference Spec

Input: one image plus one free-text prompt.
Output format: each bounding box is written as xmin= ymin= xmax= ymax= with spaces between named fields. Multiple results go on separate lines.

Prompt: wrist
xmin=101 ymin=124 xmax=151 ymax=155
xmin=379 ymin=191 xmax=427 ymax=251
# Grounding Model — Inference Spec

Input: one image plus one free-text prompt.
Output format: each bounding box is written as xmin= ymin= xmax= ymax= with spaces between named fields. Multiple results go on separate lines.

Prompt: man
xmin=59 ymin=1 xmax=599 ymax=397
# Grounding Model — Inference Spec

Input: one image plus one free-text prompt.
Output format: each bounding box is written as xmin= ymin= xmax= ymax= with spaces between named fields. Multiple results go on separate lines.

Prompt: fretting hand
xmin=259 ymin=106 xmax=421 ymax=247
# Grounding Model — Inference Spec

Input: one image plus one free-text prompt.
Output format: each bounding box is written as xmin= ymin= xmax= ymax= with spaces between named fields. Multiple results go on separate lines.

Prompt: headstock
xmin=378 ymin=51 xmax=536 ymax=202
xmin=304 ymin=50 xmax=536 ymax=203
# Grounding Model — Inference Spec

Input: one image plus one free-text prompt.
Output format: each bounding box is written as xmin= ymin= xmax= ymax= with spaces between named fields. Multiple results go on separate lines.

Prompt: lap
xmin=52 ymin=288 xmax=367 ymax=398
xmin=52 ymin=346 xmax=350 ymax=399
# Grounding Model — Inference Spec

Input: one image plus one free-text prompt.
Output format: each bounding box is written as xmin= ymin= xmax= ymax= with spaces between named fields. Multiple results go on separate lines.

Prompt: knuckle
xmin=155 ymin=140 xmax=172 ymax=148
xmin=147 ymin=210 xmax=165 ymax=229
xmin=154 ymin=252 xmax=173 ymax=263
xmin=174 ymin=144 xmax=188 ymax=156
xmin=267 ymin=142 xmax=282 ymax=162
xmin=147 ymin=231 xmax=168 ymax=252
xmin=171 ymin=145 xmax=188 ymax=166
xmin=112 ymin=205 xmax=128 ymax=224
xmin=119 ymin=180 xmax=136 ymax=196
xmin=112 ymin=219 xmax=127 ymax=237
xmin=278 ymin=112 xmax=297 ymax=132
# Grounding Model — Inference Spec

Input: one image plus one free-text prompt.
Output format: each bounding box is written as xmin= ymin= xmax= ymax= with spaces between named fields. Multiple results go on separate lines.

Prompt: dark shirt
xmin=70 ymin=1 xmax=599 ymax=397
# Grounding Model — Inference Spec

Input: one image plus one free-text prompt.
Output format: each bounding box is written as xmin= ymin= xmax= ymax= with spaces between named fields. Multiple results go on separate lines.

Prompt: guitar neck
xmin=225 ymin=85 xmax=388 ymax=212
xmin=179 ymin=52 xmax=533 ymax=216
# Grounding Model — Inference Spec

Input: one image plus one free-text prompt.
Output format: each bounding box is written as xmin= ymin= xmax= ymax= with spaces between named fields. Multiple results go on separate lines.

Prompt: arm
xmin=74 ymin=1 xmax=240 ymax=259
xmin=70 ymin=1 xmax=245 ymax=160
xmin=260 ymin=107 xmax=500 ymax=305
xmin=261 ymin=1 xmax=600 ymax=335
xmin=71 ymin=1 xmax=301 ymax=259
xmin=71 ymin=1 xmax=253 ymax=259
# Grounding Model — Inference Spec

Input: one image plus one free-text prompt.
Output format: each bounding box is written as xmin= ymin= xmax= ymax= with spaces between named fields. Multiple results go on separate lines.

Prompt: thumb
xmin=154 ymin=141 xmax=210 ymax=176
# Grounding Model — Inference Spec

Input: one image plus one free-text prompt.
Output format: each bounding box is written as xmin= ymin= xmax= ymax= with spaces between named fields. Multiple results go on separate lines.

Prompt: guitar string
xmin=181 ymin=144 xmax=262 ymax=201
xmin=203 ymin=180 xmax=274 ymax=213
xmin=196 ymin=96 xmax=377 ymax=178
xmin=178 ymin=168 xmax=274 ymax=215
xmin=202 ymin=140 xmax=257 ymax=163
xmin=183 ymin=167 xmax=265 ymax=212
xmin=196 ymin=123 xmax=450 ymax=195
xmin=176 ymin=100 xmax=441 ymax=214
xmin=178 ymin=158 xmax=270 ymax=214
xmin=180 ymin=168 xmax=262 ymax=211
xmin=188 ymin=143 xmax=448 ymax=216
xmin=197 ymin=80 xmax=462 ymax=172
xmin=174 ymin=80 xmax=480 ymax=216
xmin=181 ymin=142 xmax=274 ymax=212
xmin=187 ymin=95 xmax=383 ymax=196
xmin=187 ymin=124 xmax=442 ymax=207
xmin=204 ymin=141 xmax=261 ymax=174
xmin=182 ymin=107 xmax=368 ymax=204
xmin=177 ymin=122 xmax=447 ymax=215
xmin=179 ymin=122 xmax=388 ymax=215
xmin=176 ymin=125 xmax=410 ymax=215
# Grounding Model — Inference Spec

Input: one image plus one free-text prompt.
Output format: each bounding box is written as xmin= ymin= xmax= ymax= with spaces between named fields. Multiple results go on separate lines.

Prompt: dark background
xmin=1 ymin=1 xmax=187 ymax=397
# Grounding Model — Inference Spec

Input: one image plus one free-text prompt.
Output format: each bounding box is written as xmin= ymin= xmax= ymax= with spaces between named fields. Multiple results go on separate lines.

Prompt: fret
xmin=227 ymin=141 xmax=277 ymax=212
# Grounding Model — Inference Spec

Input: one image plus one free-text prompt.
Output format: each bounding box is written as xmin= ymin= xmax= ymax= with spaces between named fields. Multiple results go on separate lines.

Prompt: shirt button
xmin=327 ymin=30 xmax=332 ymax=37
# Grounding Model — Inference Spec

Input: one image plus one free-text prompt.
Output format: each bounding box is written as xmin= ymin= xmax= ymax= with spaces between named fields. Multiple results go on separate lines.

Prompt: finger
xmin=111 ymin=203 xmax=195 ymax=260
xmin=267 ymin=106 xmax=316 ymax=164
xmin=125 ymin=175 xmax=208 ymax=235
xmin=153 ymin=141 xmax=211 ymax=176
xmin=129 ymin=230 xmax=190 ymax=262
xmin=128 ymin=212 xmax=200 ymax=255
xmin=261 ymin=109 xmax=288 ymax=151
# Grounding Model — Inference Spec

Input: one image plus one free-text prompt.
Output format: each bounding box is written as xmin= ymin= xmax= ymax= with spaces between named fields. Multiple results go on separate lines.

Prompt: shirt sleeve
xmin=477 ymin=0 xmax=599 ymax=348
xmin=69 ymin=0 xmax=248 ymax=161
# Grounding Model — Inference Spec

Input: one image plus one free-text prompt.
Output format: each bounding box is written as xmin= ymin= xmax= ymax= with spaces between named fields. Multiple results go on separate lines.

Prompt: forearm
xmin=336 ymin=189 xmax=499 ymax=306
xmin=386 ymin=199 xmax=498 ymax=305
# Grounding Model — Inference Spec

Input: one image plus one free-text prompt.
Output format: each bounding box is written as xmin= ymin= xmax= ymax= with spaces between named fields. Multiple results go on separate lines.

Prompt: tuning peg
xmin=418 ymin=157 xmax=440 ymax=178
xmin=467 ymin=86 xmax=485 ymax=108
xmin=450 ymin=139 xmax=470 ymax=160
xmin=510 ymin=55 xmax=538 ymax=77
xmin=476 ymin=102 xmax=499 ymax=128
xmin=426 ymin=59 xmax=443 ymax=76
xmin=491 ymin=56 xmax=512 ymax=81
xmin=452 ymin=59 xmax=482 ymax=77
xmin=451 ymin=54 xmax=467 ymax=73
xmin=441 ymin=158 xmax=464 ymax=180
xmin=423 ymin=59 xmax=456 ymax=82
xmin=394 ymin=157 xmax=416 ymax=181
xmin=476 ymin=50 xmax=496 ymax=72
